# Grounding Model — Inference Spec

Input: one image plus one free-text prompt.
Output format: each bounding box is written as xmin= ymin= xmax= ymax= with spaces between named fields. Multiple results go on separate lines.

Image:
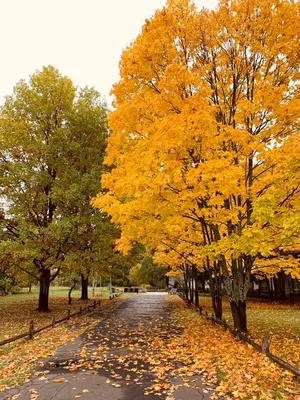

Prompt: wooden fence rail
xmin=177 ymin=291 xmax=300 ymax=377
xmin=109 ymin=289 xmax=122 ymax=300
xmin=0 ymin=300 xmax=101 ymax=347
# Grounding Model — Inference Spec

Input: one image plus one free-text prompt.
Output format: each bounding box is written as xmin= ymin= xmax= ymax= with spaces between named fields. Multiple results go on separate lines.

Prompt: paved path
xmin=1 ymin=294 xmax=217 ymax=400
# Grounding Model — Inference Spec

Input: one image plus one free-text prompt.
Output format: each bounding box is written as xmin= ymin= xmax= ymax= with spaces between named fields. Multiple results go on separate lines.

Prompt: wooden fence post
xmin=29 ymin=320 xmax=34 ymax=339
xmin=93 ymin=300 xmax=96 ymax=309
xmin=52 ymin=316 xmax=56 ymax=328
xmin=262 ymin=336 xmax=270 ymax=354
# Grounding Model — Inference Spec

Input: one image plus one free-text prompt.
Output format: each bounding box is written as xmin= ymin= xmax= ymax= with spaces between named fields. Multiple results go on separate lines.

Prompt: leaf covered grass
xmin=0 ymin=286 xmax=112 ymax=341
xmin=197 ymin=296 xmax=300 ymax=370
xmin=166 ymin=296 xmax=299 ymax=399
xmin=0 ymin=293 xmax=124 ymax=390
xmin=0 ymin=294 xmax=298 ymax=399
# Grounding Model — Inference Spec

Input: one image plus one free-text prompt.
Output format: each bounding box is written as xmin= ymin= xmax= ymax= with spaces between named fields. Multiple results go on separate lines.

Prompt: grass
xmin=198 ymin=295 xmax=300 ymax=369
xmin=167 ymin=296 xmax=299 ymax=400
xmin=1 ymin=285 xmax=113 ymax=302
xmin=0 ymin=285 xmax=117 ymax=342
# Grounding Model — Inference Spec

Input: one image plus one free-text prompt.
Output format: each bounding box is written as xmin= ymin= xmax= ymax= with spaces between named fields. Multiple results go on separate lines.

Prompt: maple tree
xmin=94 ymin=0 xmax=300 ymax=332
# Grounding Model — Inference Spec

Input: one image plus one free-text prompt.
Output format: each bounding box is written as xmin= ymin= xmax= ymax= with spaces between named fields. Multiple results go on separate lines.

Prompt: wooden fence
xmin=0 ymin=300 xmax=101 ymax=347
xmin=109 ymin=289 xmax=122 ymax=300
xmin=178 ymin=291 xmax=300 ymax=377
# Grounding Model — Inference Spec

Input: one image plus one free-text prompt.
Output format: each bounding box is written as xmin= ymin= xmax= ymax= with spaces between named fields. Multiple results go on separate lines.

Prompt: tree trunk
xmin=289 ymin=275 xmax=295 ymax=305
xmin=266 ymin=278 xmax=273 ymax=300
xmin=185 ymin=267 xmax=192 ymax=304
xmin=279 ymin=271 xmax=286 ymax=300
xmin=81 ymin=274 xmax=88 ymax=300
xmin=207 ymin=260 xmax=223 ymax=320
xmin=273 ymin=277 xmax=279 ymax=297
xmin=193 ymin=267 xmax=199 ymax=307
xmin=183 ymin=271 xmax=189 ymax=301
xmin=212 ymin=295 xmax=222 ymax=320
xmin=68 ymin=279 xmax=78 ymax=305
xmin=188 ymin=272 xmax=194 ymax=304
xmin=68 ymin=288 xmax=72 ymax=305
xmin=38 ymin=269 xmax=51 ymax=312
xmin=230 ymin=301 xmax=247 ymax=333
xmin=28 ymin=282 xmax=32 ymax=293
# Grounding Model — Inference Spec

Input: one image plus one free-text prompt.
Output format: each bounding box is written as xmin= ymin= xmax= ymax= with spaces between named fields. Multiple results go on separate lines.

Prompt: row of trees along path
xmin=93 ymin=0 xmax=300 ymax=334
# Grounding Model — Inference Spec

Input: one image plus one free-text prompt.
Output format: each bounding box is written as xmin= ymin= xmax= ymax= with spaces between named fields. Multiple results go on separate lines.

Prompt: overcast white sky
xmin=0 ymin=0 xmax=218 ymax=105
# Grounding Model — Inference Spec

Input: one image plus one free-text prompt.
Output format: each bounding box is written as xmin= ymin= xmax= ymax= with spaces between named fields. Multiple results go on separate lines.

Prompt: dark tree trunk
xmin=165 ymin=275 xmax=169 ymax=289
xmin=187 ymin=269 xmax=194 ymax=304
xmin=266 ymin=278 xmax=274 ymax=300
xmin=68 ymin=288 xmax=72 ymax=305
xmin=28 ymin=282 xmax=32 ymax=293
xmin=68 ymin=279 xmax=78 ymax=305
xmin=184 ymin=287 xmax=189 ymax=302
xmin=38 ymin=269 xmax=51 ymax=312
xmin=212 ymin=295 xmax=222 ymax=320
xmin=207 ymin=260 xmax=223 ymax=320
xmin=274 ymin=277 xmax=279 ymax=297
xmin=183 ymin=271 xmax=189 ymax=301
xmin=279 ymin=271 xmax=286 ymax=300
xmin=289 ymin=275 xmax=295 ymax=305
xmin=189 ymin=284 xmax=194 ymax=304
xmin=193 ymin=267 xmax=199 ymax=307
xmin=81 ymin=274 xmax=88 ymax=300
xmin=185 ymin=268 xmax=192 ymax=304
xmin=194 ymin=287 xmax=199 ymax=308
xmin=258 ymin=280 xmax=262 ymax=296
xmin=199 ymin=278 xmax=204 ymax=292
xmin=230 ymin=301 xmax=247 ymax=333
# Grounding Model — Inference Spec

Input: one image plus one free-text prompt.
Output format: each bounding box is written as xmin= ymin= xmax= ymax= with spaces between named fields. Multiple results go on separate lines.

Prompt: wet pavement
xmin=0 ymin=294 xmax=217 ymax=400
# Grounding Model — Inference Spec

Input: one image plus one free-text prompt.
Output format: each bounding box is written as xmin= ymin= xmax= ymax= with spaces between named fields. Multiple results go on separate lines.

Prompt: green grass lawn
xmin=0 ymin=285 xmax=114 ymax=302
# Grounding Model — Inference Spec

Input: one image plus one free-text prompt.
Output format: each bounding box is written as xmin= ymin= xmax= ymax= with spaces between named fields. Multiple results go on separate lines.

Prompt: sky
xmin=0 ymin=0 xmax=218 ymax=106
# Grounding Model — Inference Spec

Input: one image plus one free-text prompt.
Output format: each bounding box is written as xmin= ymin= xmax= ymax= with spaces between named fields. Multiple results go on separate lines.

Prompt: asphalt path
xmin=1 ymin=294 xmax=218 ymax=400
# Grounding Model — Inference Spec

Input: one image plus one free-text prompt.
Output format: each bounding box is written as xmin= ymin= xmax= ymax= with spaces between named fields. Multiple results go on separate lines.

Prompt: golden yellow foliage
xmin=93 ymin=0 xmax=300 ymax=331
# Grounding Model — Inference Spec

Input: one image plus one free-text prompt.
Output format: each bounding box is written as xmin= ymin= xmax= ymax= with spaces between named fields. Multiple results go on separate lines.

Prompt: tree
xmin=0 ymin=66 xmax=76 ymax=311
xmin=57 ymin=87 xmax=109 ymax=301
xmin=139 ymin=256 xmax=167 ymax=288
xmin=129 ymin=256 xmax=167 ymax=288
xmin=129 ymin=264 xmax=143 ymax=286
xmin=93 ymin=0 xmax=300 ymax=332
xmin=0 ymin=67 xmax=115 ymax=311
